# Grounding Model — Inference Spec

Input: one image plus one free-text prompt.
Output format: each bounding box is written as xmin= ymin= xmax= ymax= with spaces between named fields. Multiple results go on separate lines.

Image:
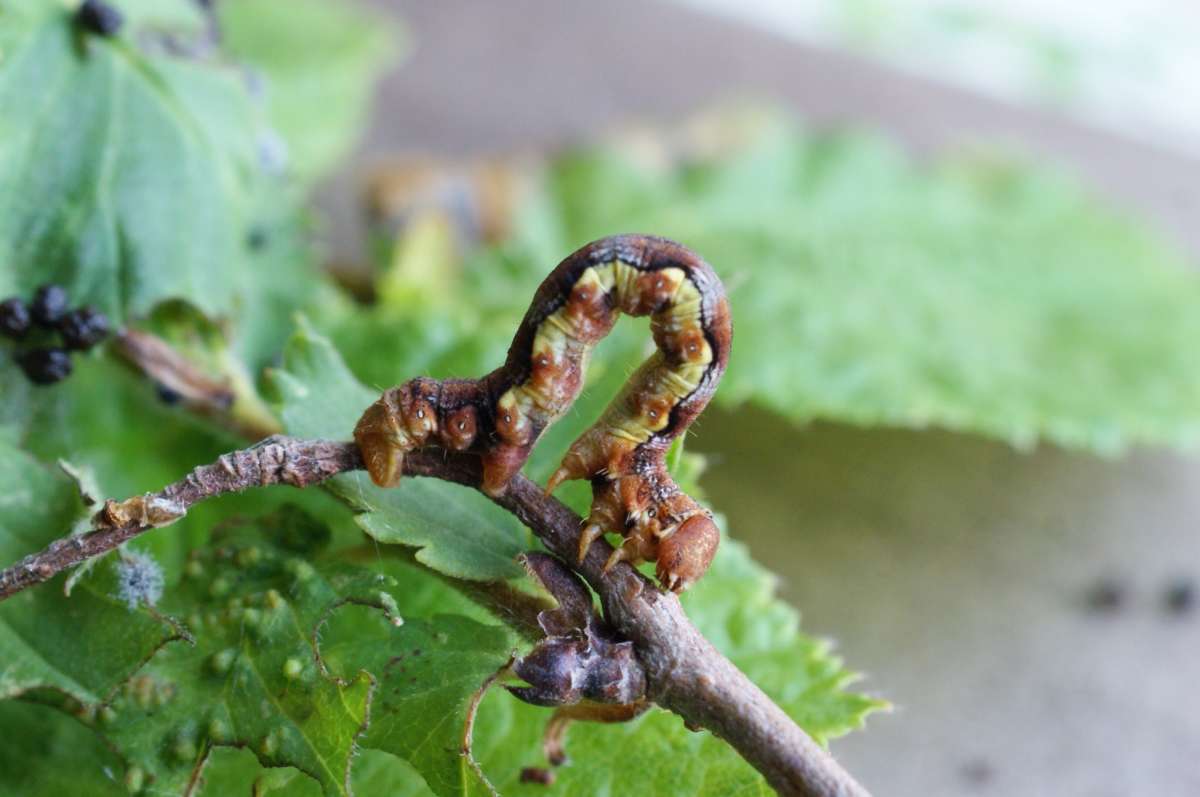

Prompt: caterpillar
xmin=354 ymin=234 xmax=732 ymax=592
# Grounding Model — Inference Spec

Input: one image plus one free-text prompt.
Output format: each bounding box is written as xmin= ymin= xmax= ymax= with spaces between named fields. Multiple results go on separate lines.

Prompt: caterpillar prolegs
xmin=354 ymin=235 xmax=733 ymax=591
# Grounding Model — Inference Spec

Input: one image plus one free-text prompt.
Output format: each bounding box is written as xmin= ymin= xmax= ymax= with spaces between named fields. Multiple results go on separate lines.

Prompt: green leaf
xmin=478 ymin=698 xmax=776 ymax=796
xmin=268 ymin=325 xmax=883 ymax=793
xmin=127 ymin=535 xmax=518 ymax=797
xmin=0 ymin=323 xmax=880 ymax=794
xmin=1 ymin=352 xmax=313 ymax=579
xmin=196 ymin=746 xmax=322 ymax=797
xmin=270 ymin=323 xmax=530 ymax=581
xmin=0 ymin=0 xmax=274 ymax=326
xmin=0 ymin=440 xmax=178 ymax=705
xmin=464 ymin=539 xmax=882 ymax=795
xmin=3 ymin=7 xmax=887 ymax=796
xmin=220 ymin=0 xmax=401 ymax=184
xmin=0 ymin=421 xmax=418 ymax=797
xmin=0 ymin=701 xmax=127 ymax=796
xmin=0 ymin=465 xmax=380 ymax=797
xmin=107 ymin=0 xmax=211 ymax=33
xmin=502 ymin=110 xmax=1200 ymax=454
xmin=321 ymin=606 xmax=516 ymax=796
xmin=0 ymin=483 xmax=515 ymax=797
xmin=0 ymin=0 xmax=342 ymax=378
xmin=89 ymin=522 xmax=379 ymax=796
xmin=351 ymin=750 xmax=436 ymax=797
xmin=0 ymin=437 xmax=87 ymax=569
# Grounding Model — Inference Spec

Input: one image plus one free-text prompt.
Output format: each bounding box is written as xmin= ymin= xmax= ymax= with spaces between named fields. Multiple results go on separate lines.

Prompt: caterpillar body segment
xmin=353 ymin=234 xmax=732 ymax=591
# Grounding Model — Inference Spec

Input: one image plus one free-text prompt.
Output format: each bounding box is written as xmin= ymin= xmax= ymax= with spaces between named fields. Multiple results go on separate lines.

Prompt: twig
xmin=0 ymin=436 xmax=869 ymax=797
xmin=112 ymin=329 xmax=283 ymax=441
xmin=0 ymin=437 xmax=353 ymax=599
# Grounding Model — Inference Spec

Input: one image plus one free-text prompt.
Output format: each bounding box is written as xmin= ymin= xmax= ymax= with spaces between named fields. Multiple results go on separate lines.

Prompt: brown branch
xmin=0 ymin=436 xmax=869 ymax=797
xmin=112 ymin=329 xmax=283 ymax=441
xmin=0 ymin=437 xmax=354 ymax=599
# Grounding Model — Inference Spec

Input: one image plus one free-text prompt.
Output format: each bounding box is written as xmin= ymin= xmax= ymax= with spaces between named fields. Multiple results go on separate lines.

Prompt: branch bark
xmin=0 ymin=435 xmax=869 ymax=797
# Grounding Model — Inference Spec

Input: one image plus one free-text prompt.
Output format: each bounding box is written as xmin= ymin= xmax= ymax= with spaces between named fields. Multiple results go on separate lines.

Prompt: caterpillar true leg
xmin=353 ymin=234 xmax=732 ymax=591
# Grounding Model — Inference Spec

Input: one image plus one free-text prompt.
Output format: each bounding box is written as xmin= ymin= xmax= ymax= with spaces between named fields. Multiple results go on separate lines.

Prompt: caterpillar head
xmin=354 ymin=393 xmax=407 ymax=488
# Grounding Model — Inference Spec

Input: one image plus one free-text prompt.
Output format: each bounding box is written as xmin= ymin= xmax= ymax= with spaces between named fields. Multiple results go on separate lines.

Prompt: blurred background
xmin=327 ymin=2 xmax=1200 ymax=795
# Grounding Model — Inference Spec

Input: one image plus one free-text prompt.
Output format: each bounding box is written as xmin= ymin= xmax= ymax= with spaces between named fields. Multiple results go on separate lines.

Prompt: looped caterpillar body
xmin=355 ymin=234 xmax=732 ymax=591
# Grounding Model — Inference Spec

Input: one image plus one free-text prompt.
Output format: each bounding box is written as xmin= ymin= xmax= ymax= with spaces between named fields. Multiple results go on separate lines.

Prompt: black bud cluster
xmin=1 ymin=284 xmax=110 ymax=387
xmin=59 ymin=306 xmax=111 ymax=350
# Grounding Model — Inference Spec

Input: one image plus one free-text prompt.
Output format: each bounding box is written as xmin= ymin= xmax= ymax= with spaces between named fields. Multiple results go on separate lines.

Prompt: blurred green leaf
xmin=111 ymin=0 xmax=211 ymax=32
xmin=220 ymin=0 xmax=401 ymax=184
xmin=0 ymin=701 xmax=127 ymax=796
xmin=196 ymin=746 xmax=319 ymax=797
xmin=497 ymin=111 xmax=1200 ymax=454
xmin=0 ymin=0 xmax=271 ymax=326
xmin=0 ymin=351 xmax=342 ymax=580
xmin=0 ymin=0 xmax=396 ymax=377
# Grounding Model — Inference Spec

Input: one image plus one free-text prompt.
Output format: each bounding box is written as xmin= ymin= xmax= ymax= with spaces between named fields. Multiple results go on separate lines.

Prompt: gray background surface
xmin=326 ymin=3 xmax=1200 ymax=794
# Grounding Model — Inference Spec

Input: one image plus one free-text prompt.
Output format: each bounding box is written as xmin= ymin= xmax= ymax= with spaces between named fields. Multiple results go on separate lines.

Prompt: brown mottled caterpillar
xmin=355 ymin=234 xmax=732 ymax=591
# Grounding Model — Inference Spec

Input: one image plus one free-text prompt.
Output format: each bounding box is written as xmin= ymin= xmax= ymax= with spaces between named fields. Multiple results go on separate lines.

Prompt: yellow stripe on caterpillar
xmin=657 ymin=362 xmax=706 ymax=398
xmin=610 ymin=260 xmax=642 ymax=313
xmin=539 ymin=309 xmax=576 ymax=343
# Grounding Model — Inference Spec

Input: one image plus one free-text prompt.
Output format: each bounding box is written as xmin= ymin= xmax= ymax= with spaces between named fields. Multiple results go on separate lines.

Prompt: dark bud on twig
xmin=30 ymin=284 xmax=69 ymax=327
xmin=507 ymin=553 xmax=646 ymax=708
xmin=506 ymin=553 xmax=650 ymax=773
xmin=509 ymin=639 xmax=588 ymax=708
xmin=59 ymin=306 xmax=110 ymax=350
xmin=16 ymin=348 xmax=73 ymax=386
xmin=0 ymin=297 xmax=31 ymax=339
xmin=114 ymin=330 xmax=235 ymax=411
xmin=76 ymin=0 xmax=124 ymax=37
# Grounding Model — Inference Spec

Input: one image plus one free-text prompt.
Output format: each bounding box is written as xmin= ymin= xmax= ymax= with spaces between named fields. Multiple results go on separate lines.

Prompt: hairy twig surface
xmin=0 ymin=436 xmax=869 ymax=797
